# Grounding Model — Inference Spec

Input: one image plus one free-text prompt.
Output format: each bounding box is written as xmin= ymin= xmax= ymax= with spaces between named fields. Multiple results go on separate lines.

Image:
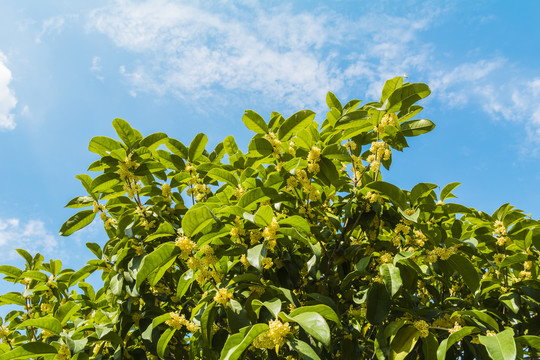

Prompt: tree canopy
xmin=0 ymin=77 xmax=539 ymax=359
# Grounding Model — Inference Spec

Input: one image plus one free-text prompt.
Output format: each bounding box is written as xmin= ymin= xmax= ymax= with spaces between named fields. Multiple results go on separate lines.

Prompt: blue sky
xmin=0 ymin=0 xmax=539 ymax=272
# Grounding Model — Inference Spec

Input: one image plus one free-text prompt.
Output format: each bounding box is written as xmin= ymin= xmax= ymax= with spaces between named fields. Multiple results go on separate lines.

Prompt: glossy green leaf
xmin=446 ymin=254 xmax=479 ymax=292
xmin=0 ymin=343 xmax=58 ymax=360
xmin=88 ymin=136 xmax=124 ymax=157
xmin=380 ymin=263 xmax=403 ymax=297
xmin=112 ymin=118 xmax=142 ymax=147
xmin=289 ymin=304 xmax=340 ymax=326
xmin=367 ymin=282 xmax=390 ymax=325
xmin=387 ymin=83 xmax=431 ymax=112
xmin=177 ymin=269 xmax=195 ymax=300
xmin=242 ymin=110 xmax=268 ymax=134
xmin=400 ymin=119 xmax=436 ymax=137
xmin=366 ymin=181 xmax=407 ymax=209
xmin=182 ymin=206 xmax=216 ymax=237
xmin=254 ymin=205 xmax=273 ymax=227
xmin=0 ymin=292 xmax=25 ymax=306
xmin=247 ymin=244 xmax=265 ymax=271
xmin=91 ymin=172 xmax=121 ymax=193
xmin=0 ymin=265 xmax=22 ymax=279
xmin=157 ymin=327 xmax=176 ymax=359
xmin=278 ymin=110 xmax=316 ymax=141
xmin=136 ymin=242 xmax=179 ymax=287
xmin=436 ymin=326 xmax=478 ymax=360
xmin=278 ymin=215 xmax=311 ymax=235
xmin=381 ymin=76 xmax=404 ymax=104
xmin=223 ymin=135 xmax=240 ymax=155
xmin=140 ymin=132 xmax=168 ymax=150
xmin=291 ymin=311 xmax=331 ymax=347
xmin=207 ymin=168 xmax=238 ymax=187
xmin=59 ymin=210 xmax=96 ymax=236
xmin=65 ymin=196 xmax=94 ymax=208
xmin=326 ymin=91 xmax=342 ymax=112
xmin=391 ymin=326 xmax=420 ymax=360
xmin=479 ymin=328 xmax=516 ymax=360
xmin=440 ymin=182 xmax=461 ymax=201
xmin=18 ymin=317 xmax=62 ymax=335
xmin=55 ymin=301 xmax=81 ymax=325
xmin=220 ymin=324 xmax=269 ymax=360
xmin=288 ymin=338 xmax=321 ymax=360
xmin=166 ymin=138 xmax=189 ymax=158
xmin=188 ymin=133 xmax=208 ymax=161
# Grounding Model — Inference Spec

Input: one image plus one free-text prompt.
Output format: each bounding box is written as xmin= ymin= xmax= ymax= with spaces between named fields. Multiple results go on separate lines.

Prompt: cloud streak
xmin=0 ymin=52 xmax=17 ymax=131
xmin=87 ymin=0 xmax=540 ymax=138
xmin=0 ymin=217 xmax=58 ymax=261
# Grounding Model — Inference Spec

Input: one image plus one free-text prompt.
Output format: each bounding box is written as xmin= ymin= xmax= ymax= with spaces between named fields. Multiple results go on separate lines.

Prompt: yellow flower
xmin=253 ymin=320 xmax=291 ymax=354
xmin=161 ymin=183 xmax=172 ymax=197
xmin=413 ymin=320 xmax=430 ymax=338
xmin=240 ymin=254 xmax=250 ymax=269
xmin=40 ymin=303 xmax=52 ymax=312
xmin=0 ymin=325 xmax=9 ymax=338
xmin=262 ymin=257 xmax=273 ymax=269
xmin=214 ymin=288 xmax=233 ymax=306
xmin=175 ymin=235 xmax=197 ymax=259
xmin=57 ymin=344 xmax=71 ymax=360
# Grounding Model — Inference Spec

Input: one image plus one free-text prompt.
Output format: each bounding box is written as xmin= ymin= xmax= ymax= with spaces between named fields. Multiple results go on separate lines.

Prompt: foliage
xmin=1 ymin=77 xmax=540 ymax=360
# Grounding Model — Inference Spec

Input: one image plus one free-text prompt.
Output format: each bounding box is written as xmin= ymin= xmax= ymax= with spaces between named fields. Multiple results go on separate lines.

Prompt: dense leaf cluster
xmin=0 ymin=77 xmax=539 ymax=359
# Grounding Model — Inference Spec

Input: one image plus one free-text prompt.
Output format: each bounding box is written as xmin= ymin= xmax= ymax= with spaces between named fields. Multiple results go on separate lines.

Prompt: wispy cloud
xmin=0 ymin=217 xmax=58 ymax=261
xmin=86 ymin=0 xmax=540 ymax=138
xmin=0 ymin=52 xmax=17 ymax=131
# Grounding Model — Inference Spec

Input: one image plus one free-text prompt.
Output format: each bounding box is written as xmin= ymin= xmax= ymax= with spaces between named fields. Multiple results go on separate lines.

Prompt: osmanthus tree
xmin=1 ymin=77 xmax=540 ymax=360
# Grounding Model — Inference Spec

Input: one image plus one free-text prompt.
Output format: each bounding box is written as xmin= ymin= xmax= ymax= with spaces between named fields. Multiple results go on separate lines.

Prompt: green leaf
xmin=367 ymin=282 xmax=390 ymax=325
xmin=278 ymin=216 xmax=311 ymax=235
xmin=136 ymin=242 xmax=179 ymax=287
xmin=91 ymin=172 xmax=121 ymax=193
xmin=242 ymin=110 xmax=268 ymax=134
xmin=326 ymin=92 xmax=342 ymax=112
xmin=86 ymin=242 xmax=102 ymax=259
xmin=166 ymin=138 xmax=189 ymax=158
xmin=460 ymin=310 xmax=499 ymax=332
xmin=21 ymin=270 xmax=48 ymax=282
xmin=55 ymin=301 xmax=81 ymax=325
xmin=140 ymin=132 xmax=168 ymax=150
xmin=59 ymin=210 xmax=96 ymax=236
xmin=182 ymin=206 xmax=216 ymax=237
xmin=177 ymin=269 xmax=195 ymax=300
xmin=278 ymin=110 xmax=316 ymax=141
xmin=400 ymin=119 xmax=436 ymax=137
xmin=238 ymin=188 xmax=273 ymax=210
xmin=479 ymin=328 xmax=516 ymax=360
xmin=0 ymin=265 xmax=22 ymax=279
xmin=247 ymin=244 xmax=265 ymax=271
xmin=188 ymin=133 xmax=208 ymax=161
xmin=391 ymin=326 xmax=420 ymax=360
xmin=446 ymin=254 xmax=479 ymax=292
xmin=69 ymin=264 xmax=98 ymax=286
xmin=289 ymin=305 xmax=340 ymax=327
xmin=436 ymin=326 xmax=478 ymax=360
xmin=223 ymin=135 xmax=240 ymax=156
xmin=499 ymin=253 xmax=529 ymax=268
xmin=254 ymin=205 xmax=274 ymax=227
xmin=157 ymin=327 xmax=176 ymax=359
xmin=380 ymin=263 xmax=403 ymax=297
xmin=290 ymin=311 xmax=331 ymax=347
xmin=88 ymin=136 xmax=124 ymax=157
xmin=202 ymin=302 xmax=217 ymax=344
xmin=18 ymin=317 xmax=62 ymax=335
xmin=65 ymin=196 xmax=94 ymax=208
xmin=387 ymin=83 xmax=431 ymax=113
xmin=515 ymin=335 xmax=540 ymax=351
xmin=0 ymin=343 xmax=58 ymax=360
xmin=220 ymin=324 xmax=269 ymax=360
xmin=288 ymin=338 xmax=321 ymax=360
xmin=0 ymin=292 xmax=25 ymax=306
xmin=440 ymin=182 xmax=461 ymax=201
xmin=207 ymin=168 xmax=238 ymax=187
xmin=112 ymin=118 xmax=142 ymax=148
xmin=381 ymin=76 xmax=404 ymax=104
xmin=365 ymin=181 xmax=407 ymax=209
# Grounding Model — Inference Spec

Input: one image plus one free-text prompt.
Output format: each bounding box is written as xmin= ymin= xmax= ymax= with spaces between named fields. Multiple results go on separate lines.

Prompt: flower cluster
xmin=292 ymin=169 xmax=321 ymax=201
xmin=365 ymin=191 xmax=382 ymax=204
xmin=426 ymin=245 xmax=459 ymax=262
xmin=413 ymin=320 xmax=430 ymax=338
xmin=493 ymin=220 xmax=510 ymax=246
xmin=307 ymin=147 xmax=321 ymax=174
xmin=161 ymin=183 xmax=172 ymax=197
xmin=264 ymin=132 xmax=282 ymax=158
xmin=263 ymin=217 xmax=279 ymax=251
xmin=214 ymin=288 xmax=233 ymax=306
xmin=253 ymin=320 xmax=291 ymax=353
xmin=175 ymin=235 xmax=198 ymax=259
xmin=118 ymin=153 xmax=140 ymax=181
xmin=165 ymin=312 xmax=199 ymax=333
xmin=374 ymin=113 xmax=397 ymax=134
xmin=366 ymin=141 xmax=391 ymax=173
xmin=57 ymin=344 xmax=71 ymax=360
xmin=230 ymin=216 xmax=247 ymax=241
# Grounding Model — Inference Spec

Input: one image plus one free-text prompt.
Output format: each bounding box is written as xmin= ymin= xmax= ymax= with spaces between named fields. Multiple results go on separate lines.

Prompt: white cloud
xmin=0 ymin=52 xmax=17 ymax=131
xmin=0 ymin=217 xmax=59 ymax=261
xmin=86 ymin=0 xmax=540 ymax=138
xmin=91 ymin=56 xmax=104 ymax=81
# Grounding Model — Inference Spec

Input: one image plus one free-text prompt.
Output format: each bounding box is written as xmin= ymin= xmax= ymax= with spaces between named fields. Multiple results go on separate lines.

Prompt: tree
xmin=0 ymin=77 xmax=539 ymax=360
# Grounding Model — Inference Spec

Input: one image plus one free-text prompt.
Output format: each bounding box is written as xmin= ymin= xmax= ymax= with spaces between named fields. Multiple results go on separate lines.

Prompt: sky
xmin=0 ymin=0 xmax=539 ymax=276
